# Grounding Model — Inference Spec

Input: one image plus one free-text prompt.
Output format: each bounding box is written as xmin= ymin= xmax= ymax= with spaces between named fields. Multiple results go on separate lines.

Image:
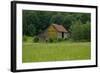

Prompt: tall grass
xmin=22 ymin=41 xmax=91 ymax=63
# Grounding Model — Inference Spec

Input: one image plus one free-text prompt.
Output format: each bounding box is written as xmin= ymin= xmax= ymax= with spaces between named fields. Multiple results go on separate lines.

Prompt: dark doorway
xmin=62 ymin=32 xmax=64 ymax=38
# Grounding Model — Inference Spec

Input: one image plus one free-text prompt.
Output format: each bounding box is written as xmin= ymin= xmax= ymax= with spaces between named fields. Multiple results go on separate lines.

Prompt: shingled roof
xmin=52 ymin=24 xmax=68 ymax=32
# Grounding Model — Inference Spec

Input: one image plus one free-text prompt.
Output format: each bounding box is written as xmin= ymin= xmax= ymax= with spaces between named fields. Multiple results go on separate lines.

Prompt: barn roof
xmin=52 ymin=24 xmax=68 ymax=32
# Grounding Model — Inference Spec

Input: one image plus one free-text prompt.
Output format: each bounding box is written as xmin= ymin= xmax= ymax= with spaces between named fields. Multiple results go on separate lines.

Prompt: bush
xmin=48 ymin=38 xmax=53 ymax=43
xmin=33 ymin=36 xmax=39 ymax=43
xmin=57 ymin=38 xmax=62 ymax=42
xmin=23 ymin=35 xmax=27 ymax=42
xmin=64 ymin=38 xmax=69 ymax=40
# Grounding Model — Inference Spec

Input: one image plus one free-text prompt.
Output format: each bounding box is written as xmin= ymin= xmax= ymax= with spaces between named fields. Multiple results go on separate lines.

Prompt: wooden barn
xmin=37 ymin=24 xmax=68 ymax=41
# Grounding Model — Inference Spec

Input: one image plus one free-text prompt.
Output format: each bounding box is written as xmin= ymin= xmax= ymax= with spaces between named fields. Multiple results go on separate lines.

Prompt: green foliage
xmin=33 ymin=36 xmax=39 ymax=43
xmin=57 ymin=38 xmax=62 ymax=42
xmin=23 ymin=35 xmax=28 ymax=42
xmin=82 ymin=22 xmax=91 ymax=41
xmin=80 ymin=14 xmax=91 ymax=24
xmin=50 ymin=13 xmax=64 ymax=25
xmin=64 ymin=38 xmax=69 ymax=41
xmin=62 ymin=15 xmax=74 ymax=29
xmin=23 ymin=10 xmax=91 ymax=41
xmin=70 ymin=21 xmax=90 ymax=41
xmin=48 ymin=38 xmax=54 ymax=43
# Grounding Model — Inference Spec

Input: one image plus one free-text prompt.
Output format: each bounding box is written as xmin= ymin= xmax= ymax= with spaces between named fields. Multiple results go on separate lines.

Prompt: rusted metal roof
xmin=52 ymin=24 xmax=68 ymax=32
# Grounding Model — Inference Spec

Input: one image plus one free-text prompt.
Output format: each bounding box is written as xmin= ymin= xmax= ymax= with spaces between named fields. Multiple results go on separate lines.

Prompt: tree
xmin=22 ymin=11 xmax=39 ymax=36
xmin=80 ymin=13 xmax=91 ymax=24
xmin=50 ymin=13 xmax=64 ymax=25
xmin=82 ymin=22 xmax=91 ymax=41
xmin=22 ymin=10 xmax=91 ymax=38
xmin=62 ymin=15 xmax=74 ymax=30
xmin=70 ymin=20 xmax=82 ymax=41
xmin=70 ymin=20 xmax=91 ymax=41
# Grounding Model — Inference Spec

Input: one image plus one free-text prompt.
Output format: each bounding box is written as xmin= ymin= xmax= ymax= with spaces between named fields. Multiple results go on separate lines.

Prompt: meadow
xmin=22 ymin=37 xmax=91 ymax=63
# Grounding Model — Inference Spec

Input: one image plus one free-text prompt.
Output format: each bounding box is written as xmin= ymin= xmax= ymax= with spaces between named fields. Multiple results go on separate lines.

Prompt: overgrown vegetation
xmin=23 ymin=10 xmax=91 ymax=42
xmin=23 ymin=35 xmax=28 ymax=42
xmin=33 ymin=36 xmax=39 ymax=43
xmin=22 ymin=11 xmax=91 ymax=62
xmin=70 ymin=21 xmax=91 ymax=41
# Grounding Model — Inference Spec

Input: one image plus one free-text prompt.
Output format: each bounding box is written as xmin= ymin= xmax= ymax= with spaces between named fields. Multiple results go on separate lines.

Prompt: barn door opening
xmin=62 ymin=32 xmax=64 ymax=38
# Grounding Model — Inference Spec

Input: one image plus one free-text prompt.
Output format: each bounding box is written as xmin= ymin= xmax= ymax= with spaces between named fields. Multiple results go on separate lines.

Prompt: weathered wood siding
xmin=64 ymin=32 xmax=68 ymax=38
xmin=57 ymin=32 xmax=62 ymax=39
xmin=47 ymin=25 xmax=57 ymax=39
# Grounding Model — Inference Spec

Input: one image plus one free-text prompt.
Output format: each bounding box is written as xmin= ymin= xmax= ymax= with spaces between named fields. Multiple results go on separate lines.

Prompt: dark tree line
xmin=23 ymin=10 xmax=91 ymax=41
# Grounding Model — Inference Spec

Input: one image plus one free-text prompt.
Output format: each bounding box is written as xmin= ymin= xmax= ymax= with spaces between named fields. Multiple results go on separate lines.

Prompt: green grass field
xmin=22 ymin=37 xmax=91 ymax=63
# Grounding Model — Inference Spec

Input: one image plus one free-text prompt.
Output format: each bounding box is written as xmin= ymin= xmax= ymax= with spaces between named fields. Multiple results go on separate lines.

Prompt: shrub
xmin=53 ymin=38 xmax=58 ymax=43
xmin=57 ymin=38 xmax=62 ymax=42
xmin=64 ymin=38 xmax=69 ymax=40
xmin=23 ymin=35 xmax=27 ymax=42
xmin=33 ymin=36 xmax=39 ymax=43
xmin=48 ymin=38 xmax=53 ymax=43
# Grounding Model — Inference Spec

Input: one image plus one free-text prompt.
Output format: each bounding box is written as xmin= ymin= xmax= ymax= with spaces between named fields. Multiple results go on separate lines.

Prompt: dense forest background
xmin=23 ymin=10 xmax=91 ymax=41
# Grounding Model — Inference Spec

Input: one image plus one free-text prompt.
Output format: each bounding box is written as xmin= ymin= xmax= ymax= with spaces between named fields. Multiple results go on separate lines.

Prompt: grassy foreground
xmin=22 ymin=40 xmax=91 ymax=63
